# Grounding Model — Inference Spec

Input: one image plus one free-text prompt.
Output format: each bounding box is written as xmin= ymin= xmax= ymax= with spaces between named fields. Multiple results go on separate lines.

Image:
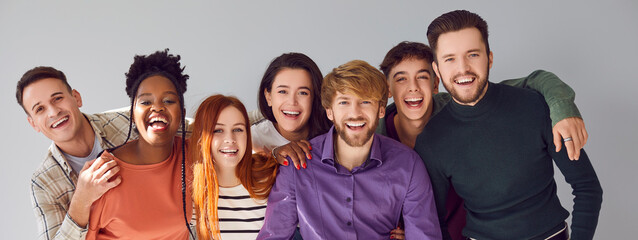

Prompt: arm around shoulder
xmin=500 ymin=70 xmax=582 ymax=126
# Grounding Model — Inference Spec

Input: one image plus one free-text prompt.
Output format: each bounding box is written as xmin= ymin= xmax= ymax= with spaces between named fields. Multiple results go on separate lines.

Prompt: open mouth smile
xmin=50 ymin=116 xmax=69 ymax=129
xmin=454 ymin=76 xmax=476 ymax=85
xmin=148 ymin=115 xmax=169 ymax=131
xmin=404 ymin=97 xmax=424 ymax=107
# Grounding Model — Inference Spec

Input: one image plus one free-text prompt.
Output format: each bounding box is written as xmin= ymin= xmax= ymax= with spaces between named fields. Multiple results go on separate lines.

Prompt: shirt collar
xmin=49 ymin=112 xmax=103 ymax=175
xmin=319 ymin=126 xmax=384 ymax=171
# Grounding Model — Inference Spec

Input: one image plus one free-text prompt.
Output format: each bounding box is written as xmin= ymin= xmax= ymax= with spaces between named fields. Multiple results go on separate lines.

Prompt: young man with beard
xmin=376 ymin=41 xmax=590 ymax=240
xmin=415 ymin=10 xmax=602 ymax=240
xmin=258 ymin=60 xmax=441 ymax=239
xmin=17 ymin=67 xmax=131 ymax=240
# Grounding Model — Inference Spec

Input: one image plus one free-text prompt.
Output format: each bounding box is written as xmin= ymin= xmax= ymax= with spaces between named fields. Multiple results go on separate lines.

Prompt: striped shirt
xmin=31 ymin=109 xmax=194 ymax=240
xmin=218 ymin=184 xmax=267 ymax=240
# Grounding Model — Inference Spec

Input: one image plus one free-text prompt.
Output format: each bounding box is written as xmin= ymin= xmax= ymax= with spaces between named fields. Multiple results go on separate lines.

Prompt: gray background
xmin=1 ymin=0 xmax=636 ymax=239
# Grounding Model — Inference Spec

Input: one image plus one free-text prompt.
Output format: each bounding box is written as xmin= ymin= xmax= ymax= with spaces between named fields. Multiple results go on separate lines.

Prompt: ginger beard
xmin=327 ymin=92 xmax=384 ymax=148
xmin=333 ymin=116 xmax=379 ymax=147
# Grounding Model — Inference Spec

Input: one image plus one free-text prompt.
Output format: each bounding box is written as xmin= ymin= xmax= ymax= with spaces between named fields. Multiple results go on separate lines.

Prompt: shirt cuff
xmin=58 ymin=213 xmax=88 ymax=239
xmin=549 ymin=100 xmax=582 ymax=127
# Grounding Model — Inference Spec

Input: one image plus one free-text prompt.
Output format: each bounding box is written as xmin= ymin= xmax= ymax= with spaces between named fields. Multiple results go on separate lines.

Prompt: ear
xmin=264 ymin=88 xmax=272 ymax=107
xmin=27 ymin=116 xmax=41 ymax=132
xmin=378 ymin=105 xmax=386 ymax=119
xmin=72 ymin=89 xmax=83 ymax=108
xmin=432 ymin=74 xmax=440 ymax=94
xmin=386 ymin=81 xmax=393 ymax=99
xmin=326 ymin=108 xmax=334 ymax=122
xmin=487 ymin=51 xmax=494 ymax=69
xmin=432 ymin=61 xmax=441 ymax=80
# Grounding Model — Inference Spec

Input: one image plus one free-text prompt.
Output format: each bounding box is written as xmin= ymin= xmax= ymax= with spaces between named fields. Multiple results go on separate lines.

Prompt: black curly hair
xmin=123 ymin=48 xmax=193 ymax=238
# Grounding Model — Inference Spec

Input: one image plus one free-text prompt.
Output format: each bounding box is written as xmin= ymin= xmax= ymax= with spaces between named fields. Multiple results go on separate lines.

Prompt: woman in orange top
xmin=190 ymin=95 xmax=278 ymax=240
xmin=86 ymin=49 xmax=194 ymax=239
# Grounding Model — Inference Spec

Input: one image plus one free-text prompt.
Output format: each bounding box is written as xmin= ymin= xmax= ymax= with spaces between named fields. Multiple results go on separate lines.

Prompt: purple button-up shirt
xmin=258 ymin=127 xmax=441 ymax=239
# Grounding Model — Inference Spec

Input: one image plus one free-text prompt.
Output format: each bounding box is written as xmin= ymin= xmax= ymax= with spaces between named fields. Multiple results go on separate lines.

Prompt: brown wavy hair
xmin=190 ymin=94 xmax=278 ymax=240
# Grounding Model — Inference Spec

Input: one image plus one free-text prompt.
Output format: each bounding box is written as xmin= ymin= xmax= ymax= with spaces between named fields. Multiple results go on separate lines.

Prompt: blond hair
xmin=321 ymin=60 xmax=388 ymax=109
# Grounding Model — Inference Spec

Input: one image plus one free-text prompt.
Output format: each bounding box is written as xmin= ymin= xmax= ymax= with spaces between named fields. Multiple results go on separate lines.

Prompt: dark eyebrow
xmin=392 ymin=71 xmax=406 ymax=79
xmin=275 ymin=85 xmax=311 ymax=91
xmin=137 ymin=91 xmax=178 ymax=98
xmin=417 ymin=69 xmax=430 ymax=75
xmin=31 ymin=92 xmax=63 ymax=112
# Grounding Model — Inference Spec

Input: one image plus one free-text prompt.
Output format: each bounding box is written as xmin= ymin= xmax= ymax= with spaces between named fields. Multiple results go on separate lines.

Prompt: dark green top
xmin=414 ymin=83 xmax=602 ymax=240
xmin=376 ymin=70 xmax=582 ymax=137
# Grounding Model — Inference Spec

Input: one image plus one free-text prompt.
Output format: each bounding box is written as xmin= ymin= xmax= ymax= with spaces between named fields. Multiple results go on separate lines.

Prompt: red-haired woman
xmin=190 ymin=94 xmax=278 ymax=240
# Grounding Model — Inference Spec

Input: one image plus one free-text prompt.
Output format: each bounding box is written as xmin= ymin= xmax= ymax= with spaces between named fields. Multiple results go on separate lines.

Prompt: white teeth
xmin=149 ymin=117 xmax=168 ymax=124
xmin=51 ymin=117 xmax=69 ymax=128
xmin=282 ymin=110 xmax=300 ymax=115
xmin=220 ymin=149 xmax=238 ymax=153
xmin=405 ymin=97 xmax=423 ymax=102
xmin=455 ymin=78 xmax=474 ymax=84
xmin=346 ymin=122 xmax=365 ymax=127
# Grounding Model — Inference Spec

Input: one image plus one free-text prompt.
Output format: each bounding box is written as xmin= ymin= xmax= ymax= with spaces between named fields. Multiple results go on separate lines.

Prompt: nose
xmin=289 ymin=92 xmax=299 ymax=105
xmin=350 ymin=102 xmax=364 ymax=117
xmin=458 ymin=57 xmax=470 ymax=72
xmin=224 ymin=131 xmax=237 ymax=143
xmin=47 ymin=104 xmax=62 ymax=118
xmin=408 ymin=77 xmax=420 ymax=92
xmin=224 ymin=134 xmax=237 ymax=143
xmin=151 ymin=102 xmax=165 ymax=112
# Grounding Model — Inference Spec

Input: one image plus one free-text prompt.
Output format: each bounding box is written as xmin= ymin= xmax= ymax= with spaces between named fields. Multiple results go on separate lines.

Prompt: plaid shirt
xmin=31 ymin=110 xmax=194 ymax=240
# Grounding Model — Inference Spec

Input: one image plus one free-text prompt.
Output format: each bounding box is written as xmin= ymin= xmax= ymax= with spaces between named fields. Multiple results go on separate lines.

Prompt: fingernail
xmin=307 ymin=154 xmax=312 ymax=159
xmin=283 ymin=160 xmax=289 ymax=166
xmin=302 ymin=163 xmax=307 ymax=169
xmin=296 ymin=164 xmax=300 ymax=170
xmin=309 ymin=145 xmax=312 ymax=150
xmin=390 ymin=236 xmax=394 ymax=239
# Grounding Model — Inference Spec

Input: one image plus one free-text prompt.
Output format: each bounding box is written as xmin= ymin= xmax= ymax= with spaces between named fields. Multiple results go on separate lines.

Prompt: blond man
xmin=258 ymin=60 xmax=441 ymax=239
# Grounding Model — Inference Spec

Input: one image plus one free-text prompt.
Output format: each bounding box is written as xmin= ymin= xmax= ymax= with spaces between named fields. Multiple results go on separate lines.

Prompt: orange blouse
xmin=87 ymin=137 xmax=192 ymax=240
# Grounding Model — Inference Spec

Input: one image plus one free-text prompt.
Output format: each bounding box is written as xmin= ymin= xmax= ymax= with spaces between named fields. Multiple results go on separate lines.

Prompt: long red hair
xmin=190 ymin=94 xmax=278 ymax=240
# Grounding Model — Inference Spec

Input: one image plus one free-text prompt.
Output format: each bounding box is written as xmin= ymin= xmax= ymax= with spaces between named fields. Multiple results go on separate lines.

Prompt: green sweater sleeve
xmin=499 ymin=70 xmax=582 ymax=126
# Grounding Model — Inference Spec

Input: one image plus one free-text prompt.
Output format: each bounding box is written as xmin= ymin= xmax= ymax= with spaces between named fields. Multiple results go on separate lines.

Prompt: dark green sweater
xmin=415 ymin=83 xmax=602 ymax=240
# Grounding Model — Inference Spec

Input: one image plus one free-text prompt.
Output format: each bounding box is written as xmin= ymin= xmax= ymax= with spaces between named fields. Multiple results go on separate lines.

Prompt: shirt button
xmin=347 ymin=221 xmax=352 ymax=226
xmin=346 ymin=197 xmax=351 ymax=202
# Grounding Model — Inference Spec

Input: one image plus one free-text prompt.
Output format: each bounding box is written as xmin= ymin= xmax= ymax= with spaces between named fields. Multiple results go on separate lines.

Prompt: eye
xmin=277 ymin=90 xmax=287 ymax=94
xmin=395 ymin=77 xmax=406 ymax=82
xmin=362 ymin=100 xmax=372 ymax=105
xmin=233 ymin=128 xmax=245 ymax=133
xmin=299 ymin=91 xmax=310 ymax=96
xmin=213 ymin=129 xmax=223 ymax=133
xmin=53 ymin=96 xmax=63 ymax=102
xmin=35 ymin=106 xmax=44 ymax=114
xmin=444 ymin=57 xmax=454 ymax=62
xmin=338 ymin=101 xmax=348 ymax=105
xmin=163 ymin=98 xmax=177 ymax=104
xmin=469 ymin=53 xmax=479 ymax=58
xmin=139 ymin=100 xmax=151 ymax=106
